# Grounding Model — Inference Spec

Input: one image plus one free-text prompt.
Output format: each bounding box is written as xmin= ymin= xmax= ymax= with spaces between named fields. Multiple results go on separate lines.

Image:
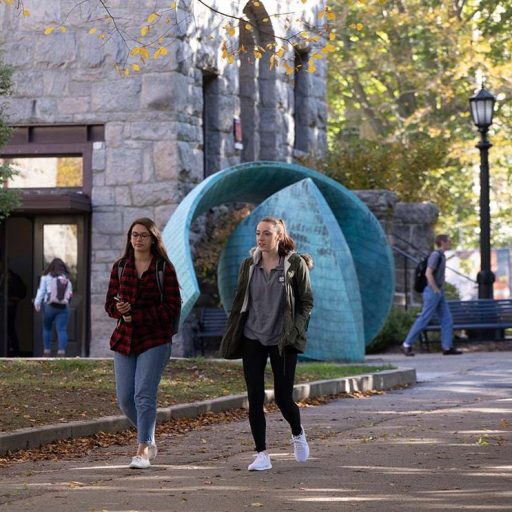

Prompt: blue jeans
xmin=43 ymin=304 xmax=69 ymax=351
xmin=113 ymin=343 xmax=172 ymax=445
xmin=404 ymin=286 xmax=453 ymax=350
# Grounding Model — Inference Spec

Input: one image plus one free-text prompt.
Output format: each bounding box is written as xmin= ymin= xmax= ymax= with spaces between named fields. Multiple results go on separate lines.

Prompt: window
xmin=3 ymin=156 xmax=83 ymax=188
xmin=43 ymin=223 xmax=78 ymax=285
xmin=0 ymin=125 xmax=104 ymax=195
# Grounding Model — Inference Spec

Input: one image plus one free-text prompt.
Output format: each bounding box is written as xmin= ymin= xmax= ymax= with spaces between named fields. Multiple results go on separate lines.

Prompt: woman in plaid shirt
xmin=105 ymin=217 xmax=181 ymax=469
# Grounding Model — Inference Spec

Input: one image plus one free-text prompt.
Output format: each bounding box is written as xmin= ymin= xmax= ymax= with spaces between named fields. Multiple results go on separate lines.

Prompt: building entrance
xmin=0 ymin=214 xmax=88 ymax=357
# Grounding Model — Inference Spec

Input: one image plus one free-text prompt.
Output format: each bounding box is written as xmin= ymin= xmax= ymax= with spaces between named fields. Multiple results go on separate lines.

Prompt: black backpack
xmin=413 ymin=251 xmax=440 ymax=293
xmin=117 ymin=258 xmax=181 ymax=332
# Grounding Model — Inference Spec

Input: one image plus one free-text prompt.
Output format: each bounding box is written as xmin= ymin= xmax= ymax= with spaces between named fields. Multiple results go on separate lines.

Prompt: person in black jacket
xmin=7 ymin=268 xmax=26 ymax=357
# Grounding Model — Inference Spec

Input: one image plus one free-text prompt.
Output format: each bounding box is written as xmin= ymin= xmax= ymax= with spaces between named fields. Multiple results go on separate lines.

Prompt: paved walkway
xmin=1 ymin=351 xmax=512 ymax=511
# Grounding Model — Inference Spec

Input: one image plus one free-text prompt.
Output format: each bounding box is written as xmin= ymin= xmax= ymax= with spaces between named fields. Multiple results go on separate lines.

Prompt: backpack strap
xmin=156 ymin=257 xmax=182 ymax=332
xmin=156 ymin=257 xmax=165 ymax=303
xmin=117 ymin=259 xmax=126 ymax=284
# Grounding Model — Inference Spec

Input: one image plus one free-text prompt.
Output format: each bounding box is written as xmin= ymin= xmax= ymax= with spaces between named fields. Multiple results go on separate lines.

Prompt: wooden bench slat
xmin=420 ymin=298 xmax=512 ymax=347
xmin=194 ymin=307 xmax=228 ymax=355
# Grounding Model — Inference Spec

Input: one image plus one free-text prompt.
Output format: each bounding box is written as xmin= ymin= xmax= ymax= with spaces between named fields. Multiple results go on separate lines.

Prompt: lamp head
xmin=469 ymin=85 xmax=496 ymax=129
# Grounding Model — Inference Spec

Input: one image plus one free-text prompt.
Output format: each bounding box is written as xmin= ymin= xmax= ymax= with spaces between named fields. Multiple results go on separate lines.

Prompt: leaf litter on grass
xmin=0 ymin=359 xmax=394 ymax=465
xmin=0 ymin=359 xmax=392 ymax=432
xmin=0 ymin=391 xmax=376 ymax=466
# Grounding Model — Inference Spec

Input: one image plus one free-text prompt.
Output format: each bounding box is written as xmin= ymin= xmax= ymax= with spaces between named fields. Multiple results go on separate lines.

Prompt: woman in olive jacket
xmin=219 ymin=217 xmax=313 ymax=472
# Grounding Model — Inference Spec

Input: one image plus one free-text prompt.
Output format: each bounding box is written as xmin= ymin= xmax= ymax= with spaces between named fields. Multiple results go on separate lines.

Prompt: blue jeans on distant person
xmin=404 ymin=286 xmax=453 ymax=350
xmin=114 ymin=342 xmax=172 ymax=445
xmin=43 ymin=304 xmax=69 ymax=352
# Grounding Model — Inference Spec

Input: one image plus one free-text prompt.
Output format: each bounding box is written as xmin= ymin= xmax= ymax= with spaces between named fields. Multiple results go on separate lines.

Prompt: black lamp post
xmin=469 ymin=85 xmax=497 ymax=299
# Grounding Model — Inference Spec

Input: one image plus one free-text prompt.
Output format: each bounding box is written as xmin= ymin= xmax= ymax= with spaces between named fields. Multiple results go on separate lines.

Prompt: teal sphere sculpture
xmin=161 ymin=161 xmax=394 ymax=361
xmin=218 ymin=178 xmax=365 ymax=362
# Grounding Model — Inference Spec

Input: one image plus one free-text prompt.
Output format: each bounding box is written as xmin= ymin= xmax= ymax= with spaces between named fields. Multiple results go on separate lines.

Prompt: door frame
xmin=0 ymin=125 xmax=100 ymax=357
xmin=33 ymin=215 xmax=89 ymax=357
xmin=0 ymin=221 xmax=6 ymax=356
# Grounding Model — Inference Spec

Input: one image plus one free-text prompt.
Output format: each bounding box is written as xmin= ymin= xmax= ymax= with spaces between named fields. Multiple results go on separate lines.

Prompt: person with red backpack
xmin=105 ymin=218 xmax=181 ymax=470
xmin=34 ymin=258 xmax=73 ymax=357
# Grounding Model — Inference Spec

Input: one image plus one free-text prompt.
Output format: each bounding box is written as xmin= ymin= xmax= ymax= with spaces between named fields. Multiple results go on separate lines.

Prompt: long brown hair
xmin=121 ymin=217 xmax=173 ymax=267
xmin=259 ymin=216 xmax=296 ymax=257
xmin=44 ymin=258 xmax=69 ymax=277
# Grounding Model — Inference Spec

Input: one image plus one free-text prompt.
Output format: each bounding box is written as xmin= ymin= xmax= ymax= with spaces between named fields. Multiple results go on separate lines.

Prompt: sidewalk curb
xmin=0 ymin=368 xmax=416 ymax=455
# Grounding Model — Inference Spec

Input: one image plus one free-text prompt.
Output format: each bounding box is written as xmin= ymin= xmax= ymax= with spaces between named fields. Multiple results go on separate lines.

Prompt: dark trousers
xmin=7 ymin=304 xmax=19 ymax=357
xmin=242 ymin=338 xmax=302 ymax=453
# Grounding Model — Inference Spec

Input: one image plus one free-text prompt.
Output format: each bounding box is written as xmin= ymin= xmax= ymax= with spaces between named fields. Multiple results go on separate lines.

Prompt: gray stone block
xmin=91 ymin=79 xmax=142 ymax=112
xmin=395 ymin=202 xmax=439 ymax=224
xmin=106 ymin=148 xmax=143 ymax=185
xmin=141 ymin=73 xmax=191 ymax=112
xmin=94 ymin=210 xmax=124 ymax=235
xmin=131 ymin=182 xmax=177 ymax=207
xmin=34 ymin=33 xmax=78 ymax=68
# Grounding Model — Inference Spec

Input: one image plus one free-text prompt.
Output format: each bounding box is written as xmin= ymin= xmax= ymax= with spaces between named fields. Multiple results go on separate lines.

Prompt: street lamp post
xmin=469 ymin=85 xmax=497 ymax=299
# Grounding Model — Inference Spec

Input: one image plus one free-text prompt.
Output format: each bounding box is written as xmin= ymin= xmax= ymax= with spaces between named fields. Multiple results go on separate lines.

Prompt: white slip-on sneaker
xmin=129 ymin=455 xmax=151 ymax=469
xmin=291 ymin=427 xmax=310 ymax=462
xmin=248 ymin=451 xmax=272 ymax=471
xmin=148 ymin=443 xmax=158 ymax=461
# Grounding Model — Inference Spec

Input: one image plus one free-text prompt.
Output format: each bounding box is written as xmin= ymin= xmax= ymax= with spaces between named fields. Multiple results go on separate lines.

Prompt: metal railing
xmin=391 ymin=235 xmax=476 ymax=310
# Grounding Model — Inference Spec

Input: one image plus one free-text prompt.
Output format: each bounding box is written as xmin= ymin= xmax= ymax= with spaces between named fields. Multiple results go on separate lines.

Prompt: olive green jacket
xmin=219 ymin=249 xmax=313 ymax=359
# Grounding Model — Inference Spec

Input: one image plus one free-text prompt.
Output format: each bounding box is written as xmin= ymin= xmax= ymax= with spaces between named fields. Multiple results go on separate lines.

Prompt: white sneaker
xmin=129 ymin=455 xmax=151 ymax=469
xmin=147 ymin=443 xmax=158 ymax=461
xmin=248 ymin=451 xmax=272 ymax=471
xmin=291 ymin=427 xmax=309 ymax=462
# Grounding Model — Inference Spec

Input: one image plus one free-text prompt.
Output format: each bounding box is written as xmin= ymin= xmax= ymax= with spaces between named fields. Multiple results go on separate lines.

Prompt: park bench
xmin=420 ymin=298 xmax=512 ymax=349
xmin=193 ymin=307 xmax=228 ymax=356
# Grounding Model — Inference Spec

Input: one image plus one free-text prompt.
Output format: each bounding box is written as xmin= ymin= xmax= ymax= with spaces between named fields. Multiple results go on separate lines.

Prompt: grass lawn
xmin=0 ymin=358 xmax=393 ymax=432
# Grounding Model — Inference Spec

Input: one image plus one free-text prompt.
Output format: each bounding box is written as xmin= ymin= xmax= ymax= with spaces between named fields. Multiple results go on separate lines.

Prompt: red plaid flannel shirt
xmin=105 ymin=257 xmax=181 ymax=355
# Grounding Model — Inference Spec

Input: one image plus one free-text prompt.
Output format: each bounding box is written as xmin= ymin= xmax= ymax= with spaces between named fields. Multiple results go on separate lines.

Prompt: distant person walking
xmin=220 ymin=217 xmax=314 ymax=472
xmin=105 ymin=218 xmax=181 ymax=470
xmin=402 ymin=234 xmax=462 ymax=356
xmin=34 ymin=258 xmax=73 ymax=357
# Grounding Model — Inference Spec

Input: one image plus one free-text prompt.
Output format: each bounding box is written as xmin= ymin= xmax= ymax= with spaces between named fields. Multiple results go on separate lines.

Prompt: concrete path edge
xmin=0 ymin=368 xmax=416 ymax=455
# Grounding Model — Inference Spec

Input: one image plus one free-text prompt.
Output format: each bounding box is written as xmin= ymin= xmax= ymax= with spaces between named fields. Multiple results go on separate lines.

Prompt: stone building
xmin=0 ymin=0 xmax=328 ymax=357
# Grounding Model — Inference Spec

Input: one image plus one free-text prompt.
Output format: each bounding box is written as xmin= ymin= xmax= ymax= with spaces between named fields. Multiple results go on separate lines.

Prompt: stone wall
xmin=392 ymin=202 xmax=439 ymax=307
xmin=355 ymin=190 xmax=439 ymax=307
xmin=0 ymin=0 xmax=328 ymax=356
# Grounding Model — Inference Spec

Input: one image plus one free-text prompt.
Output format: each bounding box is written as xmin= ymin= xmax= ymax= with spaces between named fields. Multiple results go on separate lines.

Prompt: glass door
xmin=33 ymin=216 xmax=87 ymax=356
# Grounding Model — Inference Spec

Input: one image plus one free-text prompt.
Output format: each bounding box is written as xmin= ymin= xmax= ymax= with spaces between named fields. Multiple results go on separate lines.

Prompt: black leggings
xmin=242 ymin=338 xmax=302 ymax=452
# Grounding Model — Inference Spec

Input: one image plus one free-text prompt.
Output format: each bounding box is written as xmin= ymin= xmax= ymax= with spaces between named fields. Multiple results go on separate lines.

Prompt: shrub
xmin=366 ymin=306 xmax=419 ymax=354
xmin=444 ymin=282 xmax=461 ymax=300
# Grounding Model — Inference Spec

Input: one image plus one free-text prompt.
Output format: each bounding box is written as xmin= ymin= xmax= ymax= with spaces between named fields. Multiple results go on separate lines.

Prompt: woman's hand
xmin=115 ymin=300 xmax=131 ymax=315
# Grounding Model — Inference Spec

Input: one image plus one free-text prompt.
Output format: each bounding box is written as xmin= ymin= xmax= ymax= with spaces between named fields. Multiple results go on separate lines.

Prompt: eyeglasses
xmin=131 ymin=232 xmax=151 ymax=240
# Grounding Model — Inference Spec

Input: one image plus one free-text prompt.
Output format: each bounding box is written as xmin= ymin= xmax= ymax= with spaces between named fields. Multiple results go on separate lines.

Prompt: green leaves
xmin=0 ymin=55 xmax=19 ymax=221
xmin=327 ymin=0 xmax=512 ymax=247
